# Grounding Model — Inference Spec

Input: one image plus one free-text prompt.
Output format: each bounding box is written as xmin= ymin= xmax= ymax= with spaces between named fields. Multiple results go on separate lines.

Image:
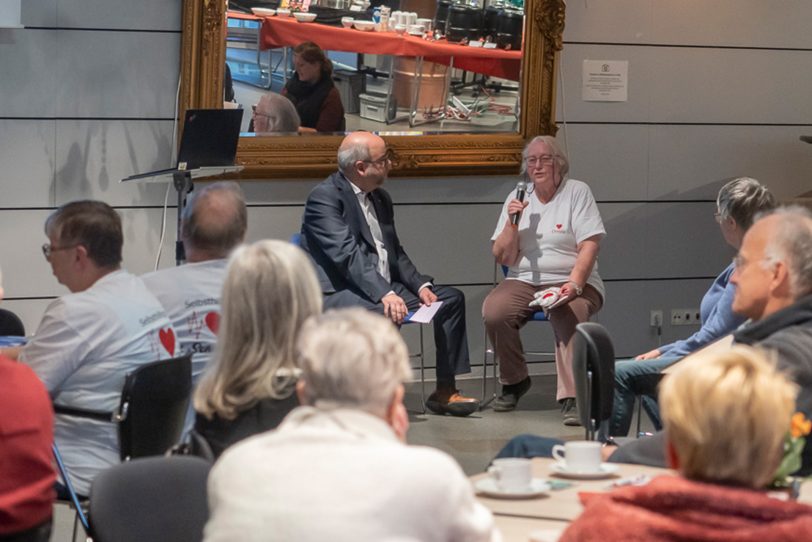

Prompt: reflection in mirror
xmin=226 ymin=0 xmax=526 ymax=136
xmin=181 ymin=0 xmax=562 ymax=177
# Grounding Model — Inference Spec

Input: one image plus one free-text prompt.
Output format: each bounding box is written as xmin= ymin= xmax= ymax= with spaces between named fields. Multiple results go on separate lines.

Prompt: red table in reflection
xmin=230 ymin=12 xmax=522 ymax=81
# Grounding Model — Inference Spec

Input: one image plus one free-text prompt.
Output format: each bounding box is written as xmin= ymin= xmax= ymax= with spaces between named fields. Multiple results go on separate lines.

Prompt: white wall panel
xmin=599 ymin=201 xmax=731 ymax=280
xmin=54 ymin=30 xmax=180 ymax=118
xmin=556 ymin=124 xmax=650 ymax=201
xmin=0 ymin=30 xmax=57 ymax=117
xmin=20 ymin=0 xmax=57 ymax=27
xmin=0 ymin=120 xmax=55 ymax=207
xmin=559 ymin=44 xmax=812 ymax=124
xmin=648 ymin=125 xmax=812 ymax=201
xmin=56 ymin=0 xmax=181 ymax=30
xmin=55 ymin=120 xmax=176 ymax=206
xmin=565 ymin=1 xmax=812 ymax=49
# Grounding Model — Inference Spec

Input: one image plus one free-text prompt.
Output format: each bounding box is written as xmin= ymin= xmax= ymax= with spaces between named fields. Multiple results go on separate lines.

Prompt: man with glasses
xmin=2 ymin=201 xmax=177 ymax=497
xmin=249 ymin=92 xmax=300 ymax=133
xmin=301 ymin=131 xmax=479 ymax=416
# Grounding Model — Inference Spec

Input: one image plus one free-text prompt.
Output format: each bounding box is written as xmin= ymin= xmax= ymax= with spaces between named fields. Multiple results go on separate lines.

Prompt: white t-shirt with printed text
xmin=19 ymin=270 xmax=178 ymax=495
xmin=492 ymin=178 xmax=606 ymax=299
xmin=142 ymin=259 xmax=227 ymax=383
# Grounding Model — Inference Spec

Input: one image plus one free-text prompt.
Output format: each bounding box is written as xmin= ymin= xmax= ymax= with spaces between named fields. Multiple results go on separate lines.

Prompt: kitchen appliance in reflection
xmin=433 ymin=0 xmax=453 ymax=36
xmin=445 ymin=3 xmax=483 ymax=43
xmin=495 ymin=7 xmax=522 ymax=50
xmin=391 ymin=58 xmax=449 ymax=111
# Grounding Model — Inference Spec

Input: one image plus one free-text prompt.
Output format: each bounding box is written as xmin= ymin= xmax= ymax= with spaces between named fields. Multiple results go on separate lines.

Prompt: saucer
xmin=474 ymin=477 xmax=550 ymax=499
xmin=549 ymin=462 xmax=619 ymax=480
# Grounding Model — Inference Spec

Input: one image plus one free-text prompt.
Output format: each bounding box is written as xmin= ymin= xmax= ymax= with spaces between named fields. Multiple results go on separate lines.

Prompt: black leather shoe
xmin=425 ymin=390 xmax=480 ymax=417
xmin=492 ymin=376 xmax=532 ymax=412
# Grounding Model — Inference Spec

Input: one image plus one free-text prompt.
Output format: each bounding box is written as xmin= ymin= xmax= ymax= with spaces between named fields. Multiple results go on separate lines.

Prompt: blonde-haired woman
xmin=560 ymin=346 xmax=812 ymax=542
xmin=193 ymin=240 xmax=322 ymax=458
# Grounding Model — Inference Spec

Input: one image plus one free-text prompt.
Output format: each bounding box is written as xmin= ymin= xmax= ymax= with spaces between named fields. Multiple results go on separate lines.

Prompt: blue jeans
xmin=610 ymin=356 xmax=681 ymax=437
xmin=494 ymin=434 xmax=564 ymax=461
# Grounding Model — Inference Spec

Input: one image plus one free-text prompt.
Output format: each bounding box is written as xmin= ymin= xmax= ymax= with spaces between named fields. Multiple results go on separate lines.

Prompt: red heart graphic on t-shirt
xmin=205 ymin=312 xmax=220 ymax=334
xmin=556 ymin=224 xmax=563 ymax=230
xmin=159 ymin=328 xmax=175 ymax=355
xmin=543 ymin=292 xmax=555 ymax=299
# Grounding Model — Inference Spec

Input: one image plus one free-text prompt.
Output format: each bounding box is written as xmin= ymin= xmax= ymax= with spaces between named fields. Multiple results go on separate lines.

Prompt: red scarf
xmin=559 ymin=476 xmax=812 ymax=542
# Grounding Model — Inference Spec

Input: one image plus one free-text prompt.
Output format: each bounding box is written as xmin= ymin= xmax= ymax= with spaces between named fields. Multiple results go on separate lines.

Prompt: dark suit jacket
xmin=301 ymin=171 xmax=431 ymax=302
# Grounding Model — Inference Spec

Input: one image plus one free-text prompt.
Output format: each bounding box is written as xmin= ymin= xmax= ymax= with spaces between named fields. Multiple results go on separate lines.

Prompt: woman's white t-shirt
xmin=492 ymin=178 xmax=606 ymax=299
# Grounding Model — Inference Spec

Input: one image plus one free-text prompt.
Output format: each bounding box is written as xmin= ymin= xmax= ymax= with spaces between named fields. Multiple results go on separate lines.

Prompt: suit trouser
xmin=482 ymin=279 xmax=603 ymax=402
xmin=323 ymin=283 xmax=471 ymax=383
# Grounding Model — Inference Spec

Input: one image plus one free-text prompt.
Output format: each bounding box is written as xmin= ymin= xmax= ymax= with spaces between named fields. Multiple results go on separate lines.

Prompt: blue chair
xmin=482 ymin=264 xmax=555 ymax=407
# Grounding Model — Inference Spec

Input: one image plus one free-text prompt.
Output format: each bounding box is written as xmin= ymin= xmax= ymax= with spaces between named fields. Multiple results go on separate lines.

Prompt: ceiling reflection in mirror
xmin=226 ymin=0 xmax=526 ymax=136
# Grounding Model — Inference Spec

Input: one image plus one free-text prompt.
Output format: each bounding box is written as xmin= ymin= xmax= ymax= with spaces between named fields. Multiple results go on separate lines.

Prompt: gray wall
xmin=2 ymin=1 xmax=811 ymax=377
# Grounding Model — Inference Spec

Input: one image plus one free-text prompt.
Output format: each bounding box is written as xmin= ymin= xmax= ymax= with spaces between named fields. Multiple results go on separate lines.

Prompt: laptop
xmin=123 ymin=108 xmax=243 ymax=182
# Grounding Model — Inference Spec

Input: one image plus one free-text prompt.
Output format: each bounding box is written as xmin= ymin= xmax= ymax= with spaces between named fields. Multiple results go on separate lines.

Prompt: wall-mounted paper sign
xmin=0 ymin=0 xmax=24 ymax=28
xmin=582 ymin=60 xmax=628 ymax=102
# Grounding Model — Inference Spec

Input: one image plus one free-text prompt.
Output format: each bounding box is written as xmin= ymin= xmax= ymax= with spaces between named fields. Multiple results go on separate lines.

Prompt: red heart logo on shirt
xmin=205 ymin=312 xmax=220 ymax=334
xmin=159 ymin=328 xmax=175 ymax=355
xmin=556 ymin=224 xmax=563 ymax=230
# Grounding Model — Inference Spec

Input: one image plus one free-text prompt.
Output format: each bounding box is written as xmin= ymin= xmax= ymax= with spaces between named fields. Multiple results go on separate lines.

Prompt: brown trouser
xmin=482 ymin=280 xmax=603 ymax=402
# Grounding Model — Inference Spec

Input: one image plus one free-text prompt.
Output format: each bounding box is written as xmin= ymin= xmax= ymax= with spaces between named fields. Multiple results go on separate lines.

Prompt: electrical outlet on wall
xmin=650 ymin=310 xmax=663 ymax=327
xmin=671 ymin=309 xmax=700 ymax=326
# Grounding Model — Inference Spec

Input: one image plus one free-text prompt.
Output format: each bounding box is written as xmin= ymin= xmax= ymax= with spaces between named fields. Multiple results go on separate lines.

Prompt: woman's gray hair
xmin=520 ymin=135 xmax=569 ymax=179
xmin=716 ymin=177 xmax=776 ymax=231
xmin=295 ymin=308 xmax=412 ymax=416
xmin=761 ymin=206 xmax=812 ymax=298
xmin=194 ymin=240 xmax=323 ymax=420
xmin=337 ymin=138 xmax=371 ymax=174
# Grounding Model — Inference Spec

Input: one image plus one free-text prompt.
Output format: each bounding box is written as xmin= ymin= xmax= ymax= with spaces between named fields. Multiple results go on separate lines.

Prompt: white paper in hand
xmin=406 ymin=301 xmax=443 ymax=324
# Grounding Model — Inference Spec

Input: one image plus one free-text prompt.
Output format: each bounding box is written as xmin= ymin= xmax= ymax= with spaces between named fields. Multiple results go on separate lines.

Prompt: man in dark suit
xmin=301 ymin=131 xmax=479 ymax=416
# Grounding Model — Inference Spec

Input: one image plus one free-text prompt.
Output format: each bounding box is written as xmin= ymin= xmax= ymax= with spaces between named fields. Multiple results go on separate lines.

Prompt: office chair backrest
xmin=118 ymin=355 xmax=192 ymax=461
xmin=88 ymin=456 xmax=211 ymax=542
xmin=572 ymin=322 xmax=615 ymax=438
xmin=0 ymin=308 xmax=25 ymax=336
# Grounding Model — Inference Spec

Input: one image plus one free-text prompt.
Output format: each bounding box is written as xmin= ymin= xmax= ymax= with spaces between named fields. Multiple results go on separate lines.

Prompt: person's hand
xmin=506 ymin=199 xmax=530 ymax=225
xmin=418 ymin=287 xmax=437 ymax=306
xmin=556 ymin=282 xmax=581 ymax=306
xmin=382 ymin=292 xmax=408 ymax=325
xmin=634 ymin=348 xmax=662 ymax=361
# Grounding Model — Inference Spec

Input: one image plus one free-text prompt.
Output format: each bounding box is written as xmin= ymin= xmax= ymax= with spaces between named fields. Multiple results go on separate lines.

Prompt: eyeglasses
xmin=732 ymin=254 xmax=771 ymax=270
xmin=364 ymin=148 xmax=394 ymax=166
xmin=251 ymin=105 xmax=271 ymax=119
xmin=525 ymin=154 xmax=556 ymax=167
xmin=42 ymin=243 xmax=78 ymax=259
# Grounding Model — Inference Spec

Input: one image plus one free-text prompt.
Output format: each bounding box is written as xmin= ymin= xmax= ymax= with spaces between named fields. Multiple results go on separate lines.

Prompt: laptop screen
xmin=176 ymin=109 xmax=243 ymax=170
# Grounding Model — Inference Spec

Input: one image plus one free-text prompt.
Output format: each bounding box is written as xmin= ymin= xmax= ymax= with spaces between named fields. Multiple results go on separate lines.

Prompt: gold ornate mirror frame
xmin=180 ymin=0 xmax=565 ymax=178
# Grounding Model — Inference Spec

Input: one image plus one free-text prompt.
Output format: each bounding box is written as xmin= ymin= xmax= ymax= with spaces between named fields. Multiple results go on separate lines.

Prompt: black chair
xmin=0 ymin=307 xmax=25 ymax=336
xmin=88 ymin=456 xmax=211 ymax=542
xmin=53 ymin=355 xmax=192 ymax=537
xmin=572 ymin=322 xmax=615 ymax=441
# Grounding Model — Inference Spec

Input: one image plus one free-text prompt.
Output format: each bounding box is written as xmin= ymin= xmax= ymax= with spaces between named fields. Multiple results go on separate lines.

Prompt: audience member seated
xmin=282 ymin=41 xmax=345 ymax=133
xmin=248 ymin=92 xmax=301 ymax=133
xmin=0 ymin=267 xmax=55 ymax=542
xmin=143 ymin=181 xmax=247 ymax=432
xmin=204 ymin=308 xmax=499 ymax=542
xmin=301 ymin=131 xmax=479 ymax=416
xmin=559 ymin=346 xmax=812 ymax=542
xmin=611 ymin=177 xmax=776 ymax=436
xmin=193 ymin=240 xmax=322 ymax=459
xmin=5 ymin=201 xmax=177 ymax=497
xmin=483 ymin=135 xmax=605 ymax=424
xmin=495 ymin=207 xmax=812 ymax=474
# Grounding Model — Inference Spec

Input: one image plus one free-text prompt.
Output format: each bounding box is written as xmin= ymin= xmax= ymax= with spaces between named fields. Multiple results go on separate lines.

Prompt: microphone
xmin=510 ymin=178 xmax=528 ymax=226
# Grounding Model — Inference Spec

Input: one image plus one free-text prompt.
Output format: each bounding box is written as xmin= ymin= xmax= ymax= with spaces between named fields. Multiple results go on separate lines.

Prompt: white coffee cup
xmin=487 ymin=458 xmax=532 ymax=491
xmin=551 ymin=441 xmax=602 ymax=473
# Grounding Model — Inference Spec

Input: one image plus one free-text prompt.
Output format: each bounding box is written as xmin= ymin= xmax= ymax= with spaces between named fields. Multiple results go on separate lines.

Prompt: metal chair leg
xmin=419 ymin=324 xmax=426 ymax=414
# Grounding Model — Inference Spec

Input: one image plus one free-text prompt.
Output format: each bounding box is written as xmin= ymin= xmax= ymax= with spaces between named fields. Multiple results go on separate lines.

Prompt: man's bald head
xmin=181 ymin=181 xmax=247 ymax=262
xmin=336 ymin=132 xmax=390 ymax=191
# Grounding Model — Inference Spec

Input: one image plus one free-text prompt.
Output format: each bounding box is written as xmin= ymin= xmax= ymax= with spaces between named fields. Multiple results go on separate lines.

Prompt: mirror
xmin=180 ymin=0 xmax=565 ymax=178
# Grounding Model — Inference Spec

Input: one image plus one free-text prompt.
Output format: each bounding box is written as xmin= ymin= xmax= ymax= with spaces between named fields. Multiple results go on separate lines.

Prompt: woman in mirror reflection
xmin=282 ymin=41 xmax=346 ymax=133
